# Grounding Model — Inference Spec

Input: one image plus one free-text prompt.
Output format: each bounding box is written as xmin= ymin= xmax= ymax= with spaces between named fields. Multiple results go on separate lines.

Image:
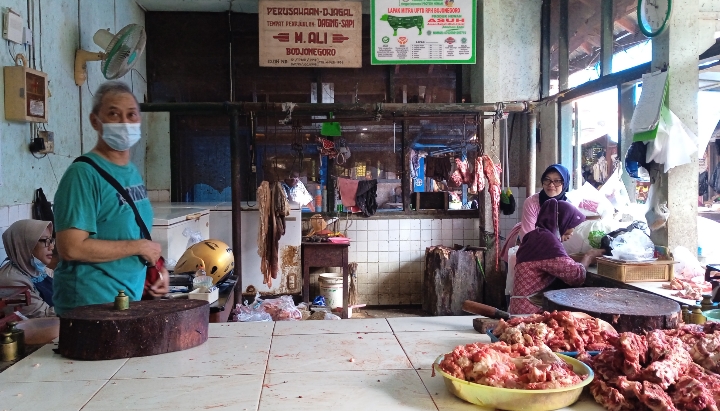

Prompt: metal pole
xmin=528 ymin=112 xmax=537 ymax=196
xmin=574 ymin=102 xmax=582 ymax=190
xmin=139 ymin=101 xmax=531 ymax=115
xmin=229 ymin=107 xmax=243 ymax=306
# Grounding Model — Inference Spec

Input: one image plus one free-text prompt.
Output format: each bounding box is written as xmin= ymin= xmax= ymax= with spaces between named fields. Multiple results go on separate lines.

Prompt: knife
xmin=462 ymin=300 xmax=512 ymax=320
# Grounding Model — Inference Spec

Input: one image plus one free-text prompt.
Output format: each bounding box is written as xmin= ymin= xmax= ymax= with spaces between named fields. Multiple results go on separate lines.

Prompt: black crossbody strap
xmin=73 ymin=156 xmax=152 ymax=241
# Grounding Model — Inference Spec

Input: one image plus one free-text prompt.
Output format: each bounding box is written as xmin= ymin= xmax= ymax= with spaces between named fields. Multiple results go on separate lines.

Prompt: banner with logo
xmin=370 ymin=0 xmax=476 ymax=65
xmin=259 ymin=1 xmax=362 ymax=68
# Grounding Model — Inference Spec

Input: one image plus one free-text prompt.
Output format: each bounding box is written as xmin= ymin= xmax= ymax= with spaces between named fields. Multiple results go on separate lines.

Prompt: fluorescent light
xmin=362 ymin=128 xmax=368 ymax=131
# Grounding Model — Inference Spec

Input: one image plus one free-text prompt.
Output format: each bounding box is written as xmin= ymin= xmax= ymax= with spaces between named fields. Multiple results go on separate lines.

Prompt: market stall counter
xmin=0 ymin=317 xmax=606 ymax=411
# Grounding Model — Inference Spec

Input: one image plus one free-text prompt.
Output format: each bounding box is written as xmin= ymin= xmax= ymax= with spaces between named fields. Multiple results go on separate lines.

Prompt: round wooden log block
xmin=58 ymin=299 xmax=209 ymax=360
xmin=543 ymin=287 xmax=680 ymax=334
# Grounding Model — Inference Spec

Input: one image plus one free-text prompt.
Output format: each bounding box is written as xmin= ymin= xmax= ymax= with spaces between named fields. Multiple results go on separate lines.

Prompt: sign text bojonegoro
xmin=259 ymin=1 xmax=362 ymax=68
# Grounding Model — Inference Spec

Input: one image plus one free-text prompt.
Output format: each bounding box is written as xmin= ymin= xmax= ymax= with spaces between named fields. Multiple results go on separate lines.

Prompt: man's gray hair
xmin=91 ymin=81 xmax=138 ymax=114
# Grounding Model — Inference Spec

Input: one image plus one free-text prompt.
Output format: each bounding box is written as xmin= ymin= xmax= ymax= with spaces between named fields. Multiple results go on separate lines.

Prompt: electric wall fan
xmin=74 ymin=24 xmax=146 ymax=86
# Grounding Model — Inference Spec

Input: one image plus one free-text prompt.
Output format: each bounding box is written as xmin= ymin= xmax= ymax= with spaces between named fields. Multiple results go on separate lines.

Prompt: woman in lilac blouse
xmin=501 ymin=164 xmax=571 ymax=262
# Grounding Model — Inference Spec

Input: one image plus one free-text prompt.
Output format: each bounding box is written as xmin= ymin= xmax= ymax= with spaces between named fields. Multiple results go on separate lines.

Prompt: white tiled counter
xmin=0 ymin=318 xmax=604 ymax=411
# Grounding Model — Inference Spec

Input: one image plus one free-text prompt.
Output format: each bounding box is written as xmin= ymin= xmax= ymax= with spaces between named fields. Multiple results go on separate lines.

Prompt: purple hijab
xmin=516 ymin=199 xmax=585 ymax=264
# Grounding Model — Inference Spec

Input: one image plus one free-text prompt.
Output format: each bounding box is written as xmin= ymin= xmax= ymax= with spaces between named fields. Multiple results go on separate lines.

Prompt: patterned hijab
xmin=516 ymin=199 xmax=585 ymax=265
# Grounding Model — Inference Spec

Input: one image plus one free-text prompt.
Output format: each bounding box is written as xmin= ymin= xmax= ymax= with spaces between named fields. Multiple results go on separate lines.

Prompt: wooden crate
xmin=596 ymin=257 xmax=675 ymax=283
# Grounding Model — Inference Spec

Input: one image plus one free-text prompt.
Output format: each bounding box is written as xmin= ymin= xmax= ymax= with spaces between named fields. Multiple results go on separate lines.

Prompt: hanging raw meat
xmin=473 ymin=156 xmax=485 ymax=193
xmin=482 ymin=155 xmax=502 ymax=271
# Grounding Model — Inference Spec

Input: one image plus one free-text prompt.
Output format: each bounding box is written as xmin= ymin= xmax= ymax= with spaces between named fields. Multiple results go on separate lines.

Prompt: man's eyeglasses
xmin=38 ymin=237 xmax=55 ymax=247
xmin=542 ymin=178 xmax=564 ymax=187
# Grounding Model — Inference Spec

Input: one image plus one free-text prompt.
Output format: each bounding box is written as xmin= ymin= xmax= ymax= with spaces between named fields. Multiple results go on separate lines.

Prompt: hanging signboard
xmin=259 ymin=1 xmax=362 ymax=68
xmin=371 ymin=0 xmax=476 ymax=65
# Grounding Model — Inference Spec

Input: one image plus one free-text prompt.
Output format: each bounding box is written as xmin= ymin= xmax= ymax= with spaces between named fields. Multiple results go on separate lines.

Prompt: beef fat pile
xmin=582 ymin=330 xmax=720 ymax=411
xmin=439 ymin=342 xmax=586 ymax=390
xmin=493 ymin=311 xmax=617 ymax=353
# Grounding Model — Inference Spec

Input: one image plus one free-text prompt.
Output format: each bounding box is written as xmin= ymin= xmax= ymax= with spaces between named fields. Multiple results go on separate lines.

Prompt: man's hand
xmin=137 ymin=240 xmax=162 ymax=266
xmin=148 ymin=266 xmax=170 ymax=297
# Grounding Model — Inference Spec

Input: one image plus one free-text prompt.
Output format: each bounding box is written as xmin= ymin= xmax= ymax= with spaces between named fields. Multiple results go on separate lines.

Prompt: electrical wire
xmin=132 ymin=68 xmax=147 ymax=83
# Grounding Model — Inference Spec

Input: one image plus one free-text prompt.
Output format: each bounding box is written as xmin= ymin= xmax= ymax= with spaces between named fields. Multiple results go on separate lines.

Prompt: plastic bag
xmin=610 ymin=230 xmax=654 ymax=261
xmin=324 ymin=313 xmax=341 ymax=320
xmin=644 ymin=183 xmax=670 ymax=232
xmin=183 ymin=227 xmax=204 ymax=250
xmin=599 ymin=168 xmax=631 ymax=213
xmin=566 ymin=182 xmax=615 ymax=220
xmin=600 ymin=221 xmax=648 ymax=255
xmin=260 ymin=295 xmax=302 ymax=321
xmin=673 ymin=246 xmax=704 ymax=280
xmin=645 ymin=108 xmax=698 ymax=173
xmin=235 ymin=294 xmax=273 ymax=322
xmin=563 ymin=220 xmax=610 ymax=255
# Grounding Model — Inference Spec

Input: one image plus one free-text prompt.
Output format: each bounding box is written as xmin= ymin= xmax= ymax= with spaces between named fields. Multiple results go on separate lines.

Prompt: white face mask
xmin=101 ymin=122 xmax=142 ymax=151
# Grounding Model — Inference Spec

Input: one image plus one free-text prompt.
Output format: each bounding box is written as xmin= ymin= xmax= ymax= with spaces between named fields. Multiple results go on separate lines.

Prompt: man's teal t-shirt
xmin=53 ymin=152 xmax=153 ymax=315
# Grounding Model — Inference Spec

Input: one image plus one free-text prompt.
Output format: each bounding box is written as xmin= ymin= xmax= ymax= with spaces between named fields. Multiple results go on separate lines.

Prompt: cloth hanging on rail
xmin=410 ymin=150 xmax=420 ymax=180
xmin=592 ymin=157 xmax=608 ymax=184
xmin=355 ymin=180 xmax=378 ymax=217
xmin=338 ymin=177 xmax=360 ymax=208
xmin=425 ymin=156 xmax=452 ymax=182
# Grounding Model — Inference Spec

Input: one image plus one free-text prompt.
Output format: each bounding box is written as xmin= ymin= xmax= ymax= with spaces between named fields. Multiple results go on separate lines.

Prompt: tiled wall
xmin=147 ymin=190 xmax=171 ymax=203
xmin=339 ymin=217 xmax=481 ymax=306
xmin=0 ymin=203 xmax=35 ymax=262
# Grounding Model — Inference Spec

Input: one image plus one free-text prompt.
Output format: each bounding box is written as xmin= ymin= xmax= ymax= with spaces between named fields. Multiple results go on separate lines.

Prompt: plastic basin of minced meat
xmin=432 ymin=353 xmax=594 ymax=411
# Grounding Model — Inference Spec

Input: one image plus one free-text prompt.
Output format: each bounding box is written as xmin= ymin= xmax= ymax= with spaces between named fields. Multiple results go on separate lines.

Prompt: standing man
xmin=53 ymin=81 xmax=168 ymax=315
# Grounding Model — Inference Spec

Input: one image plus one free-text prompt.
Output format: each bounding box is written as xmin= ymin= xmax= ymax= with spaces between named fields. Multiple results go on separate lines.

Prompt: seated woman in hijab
xmin=0 ymin=220 xmax=56 ymax=318
xmin=501 ymin=164 xmax=572 ymax=263
xmin=508 ymin=199 xmax=604 ymax=315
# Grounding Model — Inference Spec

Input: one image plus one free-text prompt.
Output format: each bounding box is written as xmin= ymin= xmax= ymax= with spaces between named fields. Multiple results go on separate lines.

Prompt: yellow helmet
xmin=174 ymin=239 xmax=234 ymax=284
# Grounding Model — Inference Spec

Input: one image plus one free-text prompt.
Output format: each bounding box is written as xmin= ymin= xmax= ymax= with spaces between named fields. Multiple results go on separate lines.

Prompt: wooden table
xmin=302 ymin=242 xmax=350 ymax=318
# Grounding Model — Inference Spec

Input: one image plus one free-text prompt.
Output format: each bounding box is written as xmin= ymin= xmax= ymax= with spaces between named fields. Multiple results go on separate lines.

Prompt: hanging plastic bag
xmin=609 ymin=230 xmax=655 ymax=261
xmin=566 ymin=182 xmax=615 ymax=220
xmin=644 ymin=182 xmax=670 ymax=232
xmin=645 ymin=107 xmax=698 ymax=173
xmin=599 ymin=168 xmax=631 ymax=213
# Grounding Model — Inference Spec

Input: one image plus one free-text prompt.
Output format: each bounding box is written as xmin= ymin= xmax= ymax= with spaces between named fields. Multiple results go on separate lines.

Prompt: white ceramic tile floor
xmin=209 ymin=321 xmax=274 ymax=338
xmin=259 ymin=370 xmax=438 ymax=411
xmin=416 ymin=369 xmax=487 ymax=411
xmin=83 ymin=374 xmax=264 ymax=411
xmin=0 ymin=344 xmax=128 ymax=383
xmin=395 ymin=330 xmax=490 ymax=370
xmin=272 ymin=318 xmax=391 ymax=335
xmin=267 ymin=332 xmax=412 ymax=373
xmin=387 ymin=316 xmax=477 ymax=332
xmin=113 ymin=336 xmax=270 ymax=379
xmin=0 ymin=316 xmax=601 ymax=411
xmin=0 ymin=380 xmax=108 ymax=411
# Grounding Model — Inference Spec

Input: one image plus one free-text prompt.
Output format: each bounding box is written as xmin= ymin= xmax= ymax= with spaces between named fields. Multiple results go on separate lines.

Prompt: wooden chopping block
xmin=544 ymin=287 xmax=680 ymax=334
xmin=58 ymin=299 xmax=209 ymax=360
xmin=473 ymin=317 xmax=500 ymax=333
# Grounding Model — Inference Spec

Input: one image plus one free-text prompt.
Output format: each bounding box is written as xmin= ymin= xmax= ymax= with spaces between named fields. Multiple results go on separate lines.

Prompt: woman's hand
xmin=580 ymin=248 xmax=605 ymax=268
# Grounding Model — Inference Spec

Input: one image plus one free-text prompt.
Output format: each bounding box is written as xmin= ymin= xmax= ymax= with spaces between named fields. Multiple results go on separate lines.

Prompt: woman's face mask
xmin=31 ymin=256 xmax=46 ymax=273
xmin=101 ymin=122 xmax=142 ymax=151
